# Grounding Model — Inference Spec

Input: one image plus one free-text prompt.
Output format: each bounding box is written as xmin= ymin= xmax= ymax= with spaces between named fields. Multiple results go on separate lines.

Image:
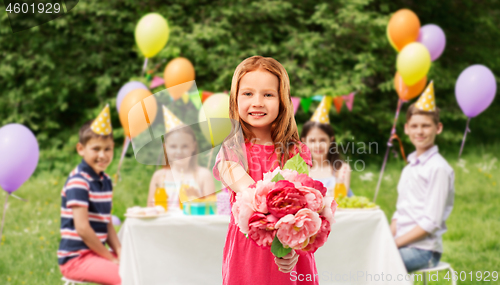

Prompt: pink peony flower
xmin=247 ymin=212 xmax=278 ymax=248
xmin=297 ymin=185 xmax=324 ymax=213
xmin=252 ymin=180 xmax=276 ymax=213
xmin=280 ymin=169 xmax=298 ymax=181
xmin=301 ymin=216 xmax=331 ymax=252
xmin=275 ymin=208 xmax=322 ymax=250
xmin=232 ymin=188 xmax=257 ymax=234
xmin=319 ymin=196 xmax=338 ymax=225
xmin=266 ymin=180 xmax=307 ymax=218
xmin=295 ymin=174 xmax=327 ymax=196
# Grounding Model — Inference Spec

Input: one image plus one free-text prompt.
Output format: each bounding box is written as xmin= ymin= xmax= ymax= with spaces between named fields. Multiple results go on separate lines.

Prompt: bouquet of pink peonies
xmin=232 ymin=154 xmax=337 ymax=257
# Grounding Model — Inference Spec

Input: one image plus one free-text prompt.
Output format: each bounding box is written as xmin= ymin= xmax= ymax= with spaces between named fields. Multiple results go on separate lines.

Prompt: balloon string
xmin=114 ymin=137 xmax=130 ymax=185
xmin=141 ymin=58 xmax=149 ymax=77
xmin=458 ymin=118 xmax=471 ymax=158
xmin=10 ymin=194 xmax=27 ymax=202
xmin=0 ymin=194 xmax=9 ymax=239
xmin=374 ymin=99 xmax=404 ymax=203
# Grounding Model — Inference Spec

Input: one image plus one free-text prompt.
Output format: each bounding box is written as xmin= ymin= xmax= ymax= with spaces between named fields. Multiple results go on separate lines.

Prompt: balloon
xmin=396 ymin=42 xmax=431 ymax=86
xmin=112 ymin=215 xmax=121 ymax=226
xmin=386 ymin=25 xmax=398 ymax=52
xmin=455 ymin=65 xmax=497 ymax=118
xmin=199 ymin=93 xmax=231 ymax=146
xmin=135 ymin=13 xmax=169 ymax=58
xmin=119 ymin=89 xmax=157 ymax=138
xmin=116 ymin=81 xmax=148 ymax=112
xmin=0 ymin=124 xmax=39 ymax=194
xmin=164 ymin=57 xmax=195 ymax=100
xmin=418 ymin=24 xmax=446 ymax=61
xmin=387 ymin=9 xmax=420 ymax=51
xmin=394 ymin=72 xmax=427 ymax=102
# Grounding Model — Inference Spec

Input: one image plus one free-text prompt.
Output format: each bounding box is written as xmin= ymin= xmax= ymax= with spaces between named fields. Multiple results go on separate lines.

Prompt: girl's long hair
xmin=229 ymin=55 xmax=301 ymax=167
xmin=300 ymin=121 xmax=343 ymax=171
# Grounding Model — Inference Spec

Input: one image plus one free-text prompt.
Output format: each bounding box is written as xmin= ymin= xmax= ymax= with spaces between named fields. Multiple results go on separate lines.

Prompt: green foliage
xmin=271 ymin=172 xmax=285 ymax=182
xmin=283 ymin=153 xmax=309 ymax=175
xmin=271 ymin=234 xmax=292 ymax=258
xmin=1 ymin=0 xmax=499 ymax=173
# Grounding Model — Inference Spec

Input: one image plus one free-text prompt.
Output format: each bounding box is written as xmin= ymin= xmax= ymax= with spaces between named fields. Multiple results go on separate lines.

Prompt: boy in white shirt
xmin=390 ymin=82 xmax=454 ymax=272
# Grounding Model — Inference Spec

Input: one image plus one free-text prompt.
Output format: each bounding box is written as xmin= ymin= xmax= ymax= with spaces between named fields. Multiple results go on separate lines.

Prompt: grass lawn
xmin=0 ymin=144 xmax=498 ymax=284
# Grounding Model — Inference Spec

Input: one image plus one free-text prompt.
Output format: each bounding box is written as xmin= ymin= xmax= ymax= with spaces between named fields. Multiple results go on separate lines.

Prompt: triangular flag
xmin=163 ymin=105 xmax=184 ymax=133
xmin=182 ymin=93 xmax=190 ymax=104
xmin=311 ymin=95 xmax=324 ymax=102
xmin=310 ymin=96 xmax=332 ymax=124
xmin=415 ymin=81 xmax=435 ymax=111
xmin=150 ymin=76 xmax=165 ymax=89
xmin=190 ymin=93 xmax=202 ymax=109
xmin=333 ymin=97 xmax=344 ymax=113
xmin=342 ymin=92 xmax=356 ymax=111
xmin=291 ymin=97 xmax=301 ymax=115
xmin=201 ymin=91 xmax=213 ymax=103
xmin=90 ymin=104 xmax=112 ymax=135
xmin=300 ymin=97 xmax=313 ymax=114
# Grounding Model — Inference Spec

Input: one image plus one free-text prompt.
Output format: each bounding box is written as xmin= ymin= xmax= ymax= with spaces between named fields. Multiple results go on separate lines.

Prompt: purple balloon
xmin=455 ymin=65 xmax=497 ymax=118
xmin=418 ymin=24 xmax=446 ymax=61
xmin=112 ymin=215 xmax=121 ymax=226
xmin=116 ymin=81 xmax=148 ymax=112
xmin=0 ymin=124 xmax=39 ymax=193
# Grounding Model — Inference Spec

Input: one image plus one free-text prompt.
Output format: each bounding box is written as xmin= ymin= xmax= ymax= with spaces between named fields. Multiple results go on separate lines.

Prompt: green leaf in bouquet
xmin=283 ymin=154 xmax=309 ymax=175
xmin=271 ymin=172 xmax=285 ymax=182
xmin=271 ymin=235 xmax=292 ymax=258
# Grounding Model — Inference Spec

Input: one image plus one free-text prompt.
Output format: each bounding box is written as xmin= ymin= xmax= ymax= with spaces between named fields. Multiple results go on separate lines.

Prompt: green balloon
xmin=199 ymin=93 xmax=231 ymax=146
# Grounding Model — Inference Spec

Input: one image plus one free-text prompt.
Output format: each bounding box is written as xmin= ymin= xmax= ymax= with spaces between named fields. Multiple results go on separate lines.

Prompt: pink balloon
xmin=418 ymin=24 xmax=446 ymax=61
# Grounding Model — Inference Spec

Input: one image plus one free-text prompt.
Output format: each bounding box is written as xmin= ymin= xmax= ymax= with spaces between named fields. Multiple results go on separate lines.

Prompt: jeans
xmin=399 ymin=247 xmax=441 ymax=273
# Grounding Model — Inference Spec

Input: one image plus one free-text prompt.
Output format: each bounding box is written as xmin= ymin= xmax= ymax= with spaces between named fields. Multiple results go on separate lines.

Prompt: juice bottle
xmin=334 ymin=183 xmax=348 ymax=201
xmin=179 ymin=183 xmax=190 ymax=210
xmin=154 ymin=183 xmax=168 ymax=211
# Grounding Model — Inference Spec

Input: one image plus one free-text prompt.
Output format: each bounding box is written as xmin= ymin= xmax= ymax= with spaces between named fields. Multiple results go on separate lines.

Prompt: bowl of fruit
xmin=336 ymin=195 xmax=379 ymax=211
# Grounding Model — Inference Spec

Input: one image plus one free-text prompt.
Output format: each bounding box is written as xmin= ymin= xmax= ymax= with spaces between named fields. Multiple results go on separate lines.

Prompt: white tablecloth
xmin=119 ymin=209 xmax=411 ymax=285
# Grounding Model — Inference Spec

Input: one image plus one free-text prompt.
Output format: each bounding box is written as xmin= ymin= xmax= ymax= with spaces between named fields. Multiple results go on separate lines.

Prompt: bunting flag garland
xmin=150 ymin=76 xmax=165 ymax=89
xmin=300 ymin=97 xmax=313 ymax=114
xmin=342 ymin=92 xmax=356 ymax=111
xmin=201 ymin=91 xmax=214 ymax=103
xmin=311 ymin=95 xmax=324 ymax=102
xmin=190 ymin=92 xmax=202 ymax=109
xmin=181 ymin=93 xmax=190 ymax=104
xmin=333 ymin=97 xmax=344 ymax=113
xmin=291 ymin=97 xmax=301 ymax=115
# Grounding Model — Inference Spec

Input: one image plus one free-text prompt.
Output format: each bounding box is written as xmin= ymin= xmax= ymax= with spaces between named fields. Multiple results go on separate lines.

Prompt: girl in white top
xmin=300 ymin=121 xmax=353 ymax=197
xmin=148 ymin=126 xmax=215 ymax=209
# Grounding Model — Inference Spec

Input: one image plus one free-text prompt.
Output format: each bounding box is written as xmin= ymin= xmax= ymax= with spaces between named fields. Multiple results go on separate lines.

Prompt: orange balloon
xmin=119 ymin=89 xmax=157 ymax=138
xmin=394 ymin=72 xmax=427 ymax=102
xmin=164 ymin=57 xmax=195 ymax=100
xmin=388 ymin=9 xmax=420 ymax=51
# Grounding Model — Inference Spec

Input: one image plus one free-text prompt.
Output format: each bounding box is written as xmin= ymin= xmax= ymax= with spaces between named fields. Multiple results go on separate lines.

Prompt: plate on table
xmin=124 ymin=212 xmax=170 ymax=219
xmin=337 ymin=205 xmax=380 ymax=211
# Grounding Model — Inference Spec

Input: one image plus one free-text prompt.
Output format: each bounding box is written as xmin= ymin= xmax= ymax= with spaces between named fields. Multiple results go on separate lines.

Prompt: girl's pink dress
xmin=214 ymin=142 xmax=320 ymax=285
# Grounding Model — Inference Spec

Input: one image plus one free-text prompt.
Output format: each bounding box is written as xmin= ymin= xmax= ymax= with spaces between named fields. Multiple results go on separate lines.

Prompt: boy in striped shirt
xmin=58 ymin=105 xmax=121 ymax=285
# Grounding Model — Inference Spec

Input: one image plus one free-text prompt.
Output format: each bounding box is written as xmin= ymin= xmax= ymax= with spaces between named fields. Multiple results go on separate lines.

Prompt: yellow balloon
xmin=135 ymin=13 xmax=169 ymax=58
xmin=396 ymin=42 xmax=431 ymax=86
xmin=199 ymin=93 xmax=231 ymax=147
